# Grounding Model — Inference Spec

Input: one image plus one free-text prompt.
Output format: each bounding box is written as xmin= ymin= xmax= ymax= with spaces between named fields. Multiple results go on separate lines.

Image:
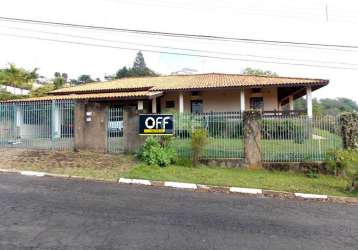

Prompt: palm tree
xmin=1 ymin=64 xmax=38 ymax=89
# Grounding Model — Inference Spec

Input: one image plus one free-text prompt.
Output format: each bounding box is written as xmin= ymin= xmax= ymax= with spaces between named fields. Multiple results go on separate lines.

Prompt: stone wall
xmin=340 ymin=112 xmax=358 ymax=150
xmin=243 ymin=110 xmax=262 ymax=169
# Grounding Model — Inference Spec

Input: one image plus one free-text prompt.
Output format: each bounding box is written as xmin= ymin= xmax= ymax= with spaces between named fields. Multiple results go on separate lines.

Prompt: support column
xmin=15 ymin=104 xmax=22 ymax=138
xmin=151 ymin=98 xmax=157 ymax=114
xmin=179 ymin=93 xmax=184 ymax=113
xmin=306 ymin=86 xmax=313 ymax=118
xmin=74 ymin=101 xmax=108 ymax=152
xmin=289 ymin=95 xmax=294 ymax=111
xmin=51 ymin=101 xmax=61 ymax=139
xmin=240 ymin=89 xmax=245 ymax=112
xmin=123 ymin=106 xmax=146 ymax=153
xmin=137 ymin=100 xmax=144 ymax=111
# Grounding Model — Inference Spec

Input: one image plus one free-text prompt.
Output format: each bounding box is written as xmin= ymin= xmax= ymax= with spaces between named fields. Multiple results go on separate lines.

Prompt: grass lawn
xmin=126 ymin=164 xmax=358 ymax=197
xmin=1 ymin=148 xmax=356 ymax=198
xmin=173 ymin=128 xmax=342 ymax=161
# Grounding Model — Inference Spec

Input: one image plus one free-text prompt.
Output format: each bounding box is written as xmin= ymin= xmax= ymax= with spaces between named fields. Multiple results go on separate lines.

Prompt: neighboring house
xmin=171 ymin=68 xmax=198 ymax=75
xmin=0 ymin=85 xmax=30 ymax=95
xmin=46 ymin=73 xmax=328 ymax=117
xmin=0 ymin=82 xmax=44 ymax=96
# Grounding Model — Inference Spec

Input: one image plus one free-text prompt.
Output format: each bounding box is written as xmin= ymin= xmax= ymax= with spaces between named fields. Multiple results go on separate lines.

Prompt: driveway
xmin=0 ymin=173 xmax=357 ymax=250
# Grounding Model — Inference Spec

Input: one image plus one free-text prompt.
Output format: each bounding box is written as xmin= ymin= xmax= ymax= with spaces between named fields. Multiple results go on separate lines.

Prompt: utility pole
xmin=325 ymin=2 xmax=329 ymax=21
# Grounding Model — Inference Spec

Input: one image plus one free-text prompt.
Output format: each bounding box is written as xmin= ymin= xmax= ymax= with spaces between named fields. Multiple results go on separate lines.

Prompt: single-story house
xmin=0 ymin=73 xmax=329 ymax=153
xmin=44 ymin=73 xmax=328 ymax=117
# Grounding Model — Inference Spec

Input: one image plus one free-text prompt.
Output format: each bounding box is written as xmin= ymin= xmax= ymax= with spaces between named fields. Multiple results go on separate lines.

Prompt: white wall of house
xmin=159 ymin=87 xmax=280 ymax=113
xmin=0 ymin=85 xmax=30 ymax=95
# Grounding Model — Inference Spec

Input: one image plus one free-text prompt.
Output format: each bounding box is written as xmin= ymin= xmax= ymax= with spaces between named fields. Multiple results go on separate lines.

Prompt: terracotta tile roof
xmin=1 ymin=91 xmax=163 ymax=103
xmin=50 ymin=73 xmax=329 ymax=94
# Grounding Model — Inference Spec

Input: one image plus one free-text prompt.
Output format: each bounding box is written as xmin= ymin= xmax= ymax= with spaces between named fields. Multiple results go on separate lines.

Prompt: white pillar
xmin=179 ymin=93 xmax=184 ymax=113
xmin=306 ymin=86 xmax=313 ymax=118
xmin=289 ymin=95 xmax=294 ymax=111
xmin=152 ymin=98 xmax=157 ymax=114
xmin=15 ymin=106 xmax=22 ymax=138
xmin=53 ymin=107 xmax=61 ymax=138
xmin=240 ymin=89 xmax=245 ymax=112
xmin=137 ymin=100 xmax=144 ymax=111
xmin=16 ymin=107 xmax=22 ymax=127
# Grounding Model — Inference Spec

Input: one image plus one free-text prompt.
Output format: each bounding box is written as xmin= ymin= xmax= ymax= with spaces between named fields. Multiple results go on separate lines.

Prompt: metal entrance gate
xmin=107 ymin=106 xmax=124 ymax=153
xmin=0 ymin=100 xmax=74 ymax=150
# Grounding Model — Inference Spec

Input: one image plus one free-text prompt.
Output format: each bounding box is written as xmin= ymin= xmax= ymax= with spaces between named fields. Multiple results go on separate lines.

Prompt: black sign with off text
xmin=139 ymin=114 xmax=174 ymax=135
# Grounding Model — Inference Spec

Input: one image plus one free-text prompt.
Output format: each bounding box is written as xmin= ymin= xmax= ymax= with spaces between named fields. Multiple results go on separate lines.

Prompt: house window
xmin=191 ymin=100 xmax=203 ymax=114
xmin=191 ymin=91 xmax=200 ymax=96
xmin=166 ymin=101 xmax=175 ymax=108
xmin=250 ymin=97 xmax=264 ymax=110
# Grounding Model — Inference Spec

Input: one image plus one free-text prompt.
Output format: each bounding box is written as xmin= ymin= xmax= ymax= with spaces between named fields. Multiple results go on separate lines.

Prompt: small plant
xmin=191 ymin=128 xmax=208 ymax=166
xmin=136 ymin=137 xmax=177 ymax=167
xmin=306 ymin=169 xmax=319 ymax=179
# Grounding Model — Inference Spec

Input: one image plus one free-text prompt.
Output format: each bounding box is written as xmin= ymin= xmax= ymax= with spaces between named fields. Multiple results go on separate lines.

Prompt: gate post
xmin=123 ymin=105 xmax=145 ymax=153
xmin=340 ymin=112 xmax=358 ymax=150
xmin=243 ymin=110 xmax=262 ymax=169
xmin=74 ymin=101 xmax=108 ymax=152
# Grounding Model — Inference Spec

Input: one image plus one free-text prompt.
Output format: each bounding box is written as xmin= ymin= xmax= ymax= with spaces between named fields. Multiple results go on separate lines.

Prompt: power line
xmin=1 ymin=32 xmax=358 ymax=70
xmin=1 ymin=16 xmax=358 ymax=50
xmin=3 ymin=24 xmax=358 ymax=67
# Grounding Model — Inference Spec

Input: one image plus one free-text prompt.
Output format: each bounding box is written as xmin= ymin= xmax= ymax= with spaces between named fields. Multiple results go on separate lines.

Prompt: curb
xmin=0 ymin=169 xmax=357 ymax=205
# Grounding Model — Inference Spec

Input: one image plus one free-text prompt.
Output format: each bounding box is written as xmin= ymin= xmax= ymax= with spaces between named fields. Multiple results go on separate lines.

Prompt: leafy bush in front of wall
xmin=136 ymin=137 xmax=177 ymax=167
xmin=326 ymin=149 xmax=358 ymax=191
xmin=326 ymin=149 xmax=358 ymax=176
xmin=191 ymin=128 xmax=209 ymax=166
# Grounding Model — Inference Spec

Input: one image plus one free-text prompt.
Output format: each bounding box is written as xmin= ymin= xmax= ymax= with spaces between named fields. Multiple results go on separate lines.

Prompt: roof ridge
xmin=104 ymin=72 xmax=328 ymax=81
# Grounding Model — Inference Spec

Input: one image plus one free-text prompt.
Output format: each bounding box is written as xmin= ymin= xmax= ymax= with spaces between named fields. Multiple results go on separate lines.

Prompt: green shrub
xmin=326 ymin=149 xmax=358 ymax=191
xmin=306 ymin=169 xmax=319 ymax=179
xmin=262 ymin=119 xmax=306 ymax=143
xmin=136 ymin=137 xmax=177 ymax=167
xmin=326 ymin=149 xmax=358 ymax=176
xmin=191 ymin=128 xmax=209 ymax=166
xmin=207 ymin=118 xmax=243 ymax=138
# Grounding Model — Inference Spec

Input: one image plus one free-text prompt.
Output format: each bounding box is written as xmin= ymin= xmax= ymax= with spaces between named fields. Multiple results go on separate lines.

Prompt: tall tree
xmin=53 ymin=72 xmax=68 ymax=89
xmin=77 ymin=74 xmax=95 ymax=84
xmin=133 ymin=51 xmax=146 ymax=69
xmin=242 ymin=67 xmax=278 ymax=77
xmin=112 ymin=51 xmax=158 ymax=79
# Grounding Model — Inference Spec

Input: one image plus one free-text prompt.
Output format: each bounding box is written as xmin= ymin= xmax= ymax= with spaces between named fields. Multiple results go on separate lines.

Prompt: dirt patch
xmin=0 ymin=149 xmax=136 ymax=179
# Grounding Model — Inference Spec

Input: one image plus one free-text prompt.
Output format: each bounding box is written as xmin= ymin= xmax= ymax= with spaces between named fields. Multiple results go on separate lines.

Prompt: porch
xmin=146 ymin=86 xmax=314 ymax=117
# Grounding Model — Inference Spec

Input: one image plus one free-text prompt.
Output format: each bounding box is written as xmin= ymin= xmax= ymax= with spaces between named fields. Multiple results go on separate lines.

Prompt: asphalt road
xmin=0 ymin=173 xmax=357 ymax=250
